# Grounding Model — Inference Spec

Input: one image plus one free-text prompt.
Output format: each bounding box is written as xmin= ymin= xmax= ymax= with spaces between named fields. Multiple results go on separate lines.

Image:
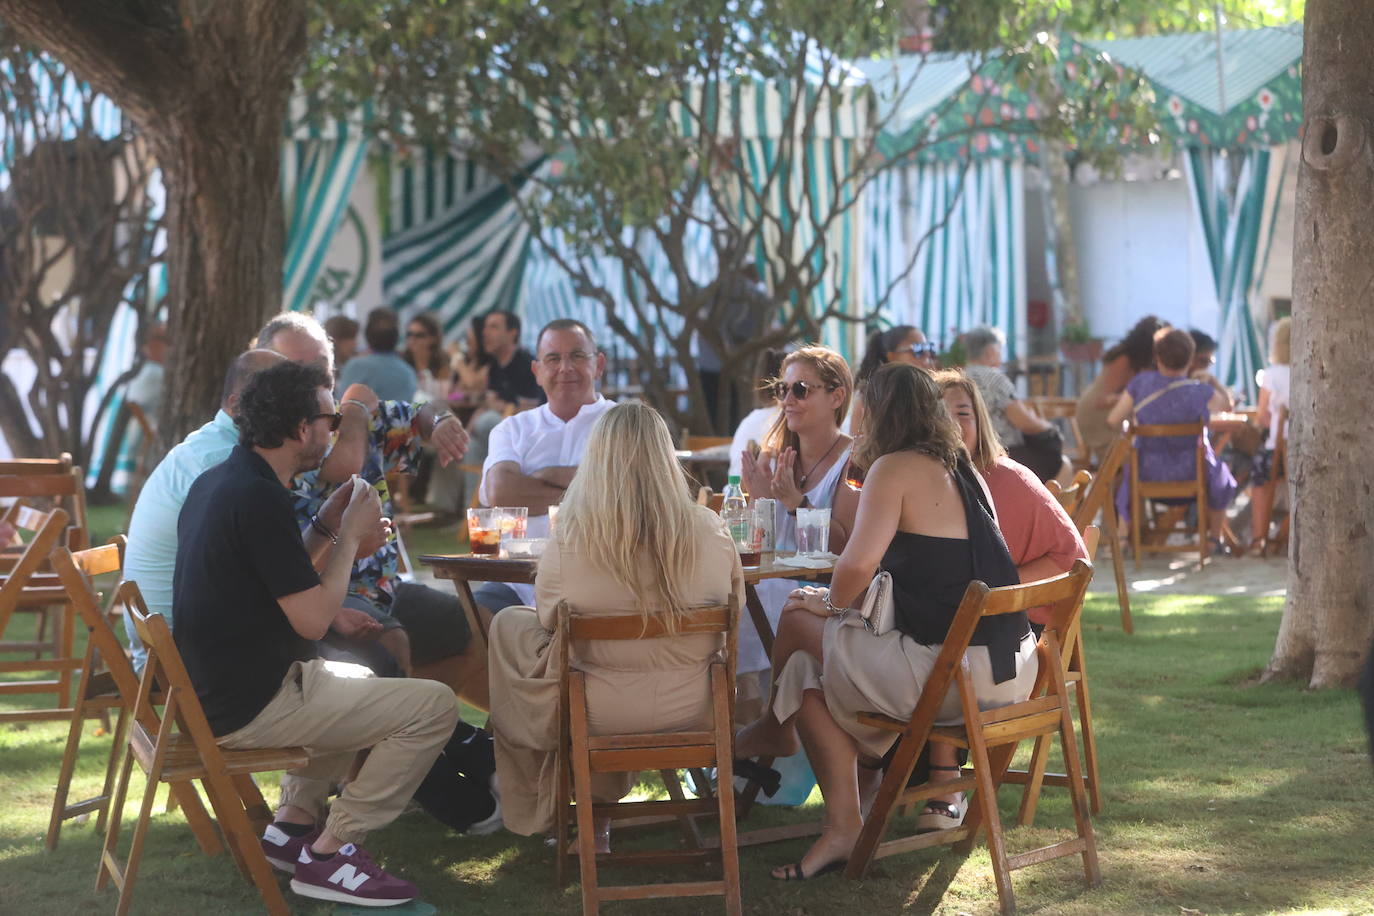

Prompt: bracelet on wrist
xmin=310 ymin=515 xmax=339 ymax=545
xmin=786 ymin=495 xmax=812 ymax=517
xmin=823 ymin=595 xmax=851 ymax=617
xmin=341 ymin=398 xmax=372 ymax=416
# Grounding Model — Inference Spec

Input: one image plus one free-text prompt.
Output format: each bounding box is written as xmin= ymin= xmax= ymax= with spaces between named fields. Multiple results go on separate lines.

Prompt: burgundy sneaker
xmin=290 ymin=843 xmax=418 ymax=907
xmin=260 ymin=822 xmax=320 ymax=873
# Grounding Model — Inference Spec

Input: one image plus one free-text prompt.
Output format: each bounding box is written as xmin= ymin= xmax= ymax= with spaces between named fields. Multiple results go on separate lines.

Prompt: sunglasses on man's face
xmin=895 ymin=342 xmax=939 ymax=358
xmin=311 ymin=412 xmax=343 ymax=432
xmin=771 ymin=380 xmax=837 ymax=401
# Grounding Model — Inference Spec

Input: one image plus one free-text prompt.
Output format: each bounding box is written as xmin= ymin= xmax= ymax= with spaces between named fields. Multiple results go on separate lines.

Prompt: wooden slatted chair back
xmin=846 ymin=561 xmax=1100 ymax=915
xmin=1126 ymin=420 xmax=1209 ymax=568
xmin=0 ymin=453 xmax=89 ymax=549
xmin=555 ymin=595 xmax=742 ymax=915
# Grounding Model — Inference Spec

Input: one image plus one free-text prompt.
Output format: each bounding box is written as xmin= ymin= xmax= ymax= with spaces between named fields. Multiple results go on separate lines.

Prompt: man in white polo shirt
xmin=474 ymin=318 xmax=615 ymax=612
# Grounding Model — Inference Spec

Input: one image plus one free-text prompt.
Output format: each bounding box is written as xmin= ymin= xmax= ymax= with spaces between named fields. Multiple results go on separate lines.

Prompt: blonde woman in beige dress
xmin=487 ymin=402 xmax=745 ymax=847
xmin=734 ymin=364 xmax=1037 ymax=881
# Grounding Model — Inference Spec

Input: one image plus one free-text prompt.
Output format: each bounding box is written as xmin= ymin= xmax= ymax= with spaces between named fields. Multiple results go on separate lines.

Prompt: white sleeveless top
xmin=739 ymin=447 xmax=852 ymax=675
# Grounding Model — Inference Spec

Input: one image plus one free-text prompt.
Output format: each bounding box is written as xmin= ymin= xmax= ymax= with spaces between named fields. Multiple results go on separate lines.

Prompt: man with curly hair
xmin=173 ymin=360 xmax=456 ymax=907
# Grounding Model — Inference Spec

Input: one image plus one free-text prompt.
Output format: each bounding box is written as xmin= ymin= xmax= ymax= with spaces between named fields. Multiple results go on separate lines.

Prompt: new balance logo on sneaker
xmin=291 ymin=842 xmax=419 ymax=907
xmin=328 ymin=862 xmax=371 ymax=892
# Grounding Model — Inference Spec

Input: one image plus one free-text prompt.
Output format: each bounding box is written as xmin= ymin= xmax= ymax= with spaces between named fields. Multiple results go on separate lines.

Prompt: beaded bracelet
xmin=309 ymin=514 xmax=339 ymax=545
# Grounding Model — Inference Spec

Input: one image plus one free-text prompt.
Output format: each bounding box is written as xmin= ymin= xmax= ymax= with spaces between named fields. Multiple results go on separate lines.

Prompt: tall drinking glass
xmin=495 ymin=507 xmax=529 ymax=557
xmin=795 ymin=506 xmax=831 ymax=557
xmin=724 ymin=507 xmax=762 ymax=569
xmin=466 ymin=508 xmax=502 ymax=555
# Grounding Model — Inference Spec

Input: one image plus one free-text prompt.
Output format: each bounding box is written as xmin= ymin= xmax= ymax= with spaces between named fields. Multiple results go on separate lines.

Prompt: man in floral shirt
xmin=257 ymin=314 xmax=477 ymax=687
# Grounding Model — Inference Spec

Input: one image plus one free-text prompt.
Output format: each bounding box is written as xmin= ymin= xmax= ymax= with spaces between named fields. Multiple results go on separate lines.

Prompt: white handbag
xmin=856 ymin=570 xmax=896 ymax=636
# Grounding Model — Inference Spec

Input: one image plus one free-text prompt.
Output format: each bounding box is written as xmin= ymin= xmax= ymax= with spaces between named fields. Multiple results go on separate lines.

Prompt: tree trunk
xmin=1265 ymin=0 xmax=1374 ymax=689
xmin=0 ymin=0 xmax=306 ymax=449
xmin=153 ymin=100 xmax=288 ymax=446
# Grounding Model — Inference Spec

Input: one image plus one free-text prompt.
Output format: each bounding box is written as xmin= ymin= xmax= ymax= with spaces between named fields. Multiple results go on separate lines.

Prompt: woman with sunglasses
xmin=737 ymin=346 xmax=858 ymax=710
xmin=849 ymin=325 xmax=938 ymax=434
xmin=734 ymin=363 xmax=1035 ymax=880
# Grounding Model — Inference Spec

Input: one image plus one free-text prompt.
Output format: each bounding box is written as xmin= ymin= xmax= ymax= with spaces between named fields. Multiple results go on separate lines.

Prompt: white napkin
xmin=774 ymin=552 xmax=839 ymax=569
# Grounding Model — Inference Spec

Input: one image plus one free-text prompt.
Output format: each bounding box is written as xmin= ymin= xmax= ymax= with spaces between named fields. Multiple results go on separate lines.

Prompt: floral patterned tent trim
xmin=875 ymin=35 xmax=1302 ymax=165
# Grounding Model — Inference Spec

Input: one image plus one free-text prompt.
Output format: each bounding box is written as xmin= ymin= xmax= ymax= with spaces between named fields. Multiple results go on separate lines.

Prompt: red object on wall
xmin=1027 ymin=299 xmax=1050 ymax=329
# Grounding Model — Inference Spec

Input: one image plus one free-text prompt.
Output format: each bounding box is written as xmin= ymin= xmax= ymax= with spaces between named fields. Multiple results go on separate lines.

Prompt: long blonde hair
xmin=764 ymin=345 xmax=854 ymax=454
xmin=556 ymin=402 xmax=700 ymax=627
xmin=1270 ymin=317 xmax=1292 ymax=366
xmin=934 ymin=370 xmax=1006 ymax=474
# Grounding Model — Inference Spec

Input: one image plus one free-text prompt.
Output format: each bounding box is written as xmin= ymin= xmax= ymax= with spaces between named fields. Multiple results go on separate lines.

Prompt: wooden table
xmin=419 ymin=550 xmax=833 ymax=659
xmin=419 ymin=550 xmax=834 ymax=845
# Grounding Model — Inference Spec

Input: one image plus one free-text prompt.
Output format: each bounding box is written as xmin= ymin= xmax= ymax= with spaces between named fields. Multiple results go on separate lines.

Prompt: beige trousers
xmin=219 ymin=658 xmax=458 ymax=845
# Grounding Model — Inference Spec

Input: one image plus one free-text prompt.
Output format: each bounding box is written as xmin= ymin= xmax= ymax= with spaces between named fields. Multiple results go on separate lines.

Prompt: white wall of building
xmin=1068 ymin=171 xmax=1219 ymax=341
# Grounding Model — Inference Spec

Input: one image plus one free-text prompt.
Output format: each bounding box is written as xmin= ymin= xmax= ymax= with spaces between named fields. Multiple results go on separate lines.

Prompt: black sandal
xmin=732 ymin=758 xmax=781 ymax=798
xmin=916 ymin=764 xmax=965 ymax=833
xmin=771 ymin=858 xmax=847 ymax=880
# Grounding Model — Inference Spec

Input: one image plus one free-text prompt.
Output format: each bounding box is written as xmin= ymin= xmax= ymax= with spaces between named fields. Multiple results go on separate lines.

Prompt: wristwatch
xmin=429 ymin=409 xmax=454 ymax=433
xmin=786 ymin=495 xmax=812 ymax=517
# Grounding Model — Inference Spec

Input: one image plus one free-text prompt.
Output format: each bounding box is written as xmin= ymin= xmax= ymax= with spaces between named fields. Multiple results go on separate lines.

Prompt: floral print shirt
xmin=292 ymin=399 xmax=423 ymax=614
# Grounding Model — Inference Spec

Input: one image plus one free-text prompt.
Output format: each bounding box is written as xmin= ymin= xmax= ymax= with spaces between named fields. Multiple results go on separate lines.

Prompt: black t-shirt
xmin=486 ymin=347 xmax=545 ymax=406
xmin=172 ymin=445 xmax=321 ymax=736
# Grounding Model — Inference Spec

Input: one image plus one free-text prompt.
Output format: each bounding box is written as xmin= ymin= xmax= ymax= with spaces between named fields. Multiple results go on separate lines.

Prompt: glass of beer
xmin=725 ymin=507 xmax=763 ymax=569
xmin=466 ymin=508 xmax=502 ymax=555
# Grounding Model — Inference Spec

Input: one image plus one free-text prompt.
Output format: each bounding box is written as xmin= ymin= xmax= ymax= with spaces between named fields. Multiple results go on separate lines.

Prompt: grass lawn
xmin=2 ymin=590 xmax=1371 ymax=915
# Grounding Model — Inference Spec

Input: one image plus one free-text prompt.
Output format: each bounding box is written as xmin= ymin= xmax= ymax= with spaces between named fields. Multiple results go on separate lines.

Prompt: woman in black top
xmin=734 ymin=363 xmax=1037 ymax=880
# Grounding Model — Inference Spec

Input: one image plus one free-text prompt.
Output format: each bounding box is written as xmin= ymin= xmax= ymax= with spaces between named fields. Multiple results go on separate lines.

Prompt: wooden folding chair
xmin=0 ymin=505 xmax=82 ymax=718
xmin=44 ymin=559 xmax=222 ymax=855
xmin=555 ymin=595 xmax=742 ymax=915
xmin=695 ymin=486 xmax=725 ymax=513
xmin=1071 ymin=435 xmax=1133 ymax=634
xmin=0 ymin=456 xmax=90 ymax=655
xmin=0 ymin=453 xmax=90 ymax=550
xmin=1046 ymin=469 xmax=1093 ymax=515
xmin=122 ymin=402 xmax=158 ymax=511
xmin=44 ymin=538 xmax=128 ymax=849
xmin=847 ymin=561 xmax=1100 ymax=915
xmin=682 ymin=434 xmax=733 ymax=452
xmin=101 ymin=590 xmax=309 ymax=916
xmin=1252 ymin=407 xmax=1290 ymax=557
xmin=1002 ymin=528 xmax=1104 ymax=823
xmin=1028 ymin=397 xmax=1088 ymax=470
xmin=1126 ymin=420 xmax=1210 ymax=568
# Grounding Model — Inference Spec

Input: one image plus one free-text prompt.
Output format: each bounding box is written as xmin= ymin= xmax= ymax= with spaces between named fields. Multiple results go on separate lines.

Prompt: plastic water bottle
xmin=722 ymin=475 xmax=747 ymax=513
xmin=722 ymin=474 xmax=750 ymax=549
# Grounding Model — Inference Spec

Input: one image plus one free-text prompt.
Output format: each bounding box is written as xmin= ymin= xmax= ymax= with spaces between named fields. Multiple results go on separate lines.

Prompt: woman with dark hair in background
xmin=1075 ymin=316 xmax=1168 ymax=463
xmin=404 ymin=313 xmax=455 ymax=405
xmin=849 ymin=325 xmax=938 ymax=434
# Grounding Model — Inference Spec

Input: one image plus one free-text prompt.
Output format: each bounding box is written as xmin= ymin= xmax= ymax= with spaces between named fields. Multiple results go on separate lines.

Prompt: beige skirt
xmin=771 ymin=615 xmax=1039 ymax=759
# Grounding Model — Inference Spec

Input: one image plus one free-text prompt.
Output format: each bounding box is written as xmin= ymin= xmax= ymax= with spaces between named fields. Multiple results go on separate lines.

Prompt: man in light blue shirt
xmin=122 ymin=350 xmax=290 ymax=667
xmin=334 ymin=307 xmax=417 ymax=402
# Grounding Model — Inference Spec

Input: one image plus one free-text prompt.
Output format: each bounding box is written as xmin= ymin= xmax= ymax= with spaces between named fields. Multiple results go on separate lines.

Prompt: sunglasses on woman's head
xmin=772 ymin=380 xmax=837 ymax=401
xmin=895 ymin=342 xmax=938 ymax=358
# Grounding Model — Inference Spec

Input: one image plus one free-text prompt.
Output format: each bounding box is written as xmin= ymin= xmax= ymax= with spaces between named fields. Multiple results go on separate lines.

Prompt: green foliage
xmin=1060 ymin=320 xmax=1095 ymax=343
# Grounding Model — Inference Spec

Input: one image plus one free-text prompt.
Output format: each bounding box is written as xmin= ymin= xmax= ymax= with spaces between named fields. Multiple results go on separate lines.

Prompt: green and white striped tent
xmin=1081 ymin=26 xmax=1303 ymax=399
xmin=382 ymin=68 xmax=872 ymax=365
xmin=856 ymin=54 xmax=1028 ymax=359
